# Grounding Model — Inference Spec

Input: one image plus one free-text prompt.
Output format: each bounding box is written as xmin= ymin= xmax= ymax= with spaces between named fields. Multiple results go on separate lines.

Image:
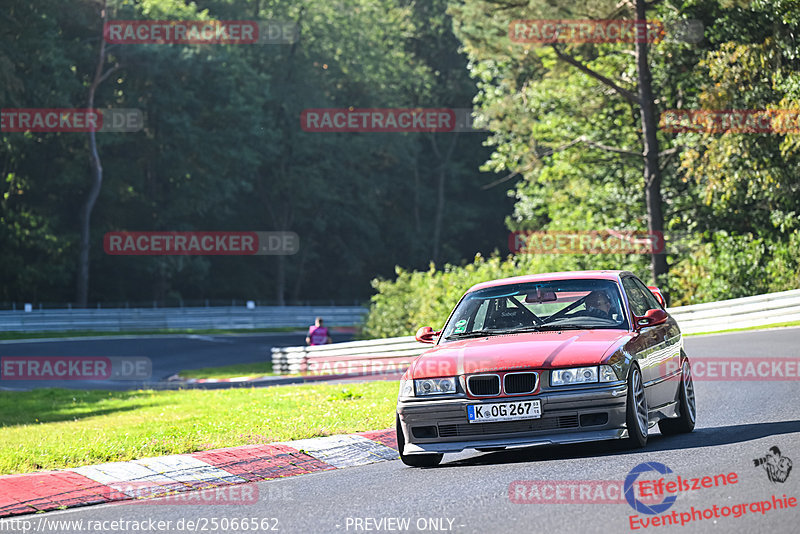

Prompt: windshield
xmin=441 ymin=279 xmax=628 ymax=340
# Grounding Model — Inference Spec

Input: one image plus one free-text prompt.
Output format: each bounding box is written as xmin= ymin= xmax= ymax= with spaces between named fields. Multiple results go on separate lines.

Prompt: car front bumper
xmin=397 ymin=382 xmax=628 ymax=455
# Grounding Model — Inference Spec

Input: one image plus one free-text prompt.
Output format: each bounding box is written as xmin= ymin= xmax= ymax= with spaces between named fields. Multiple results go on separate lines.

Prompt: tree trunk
xmin=432 ymin=164 xmax=446 ymax=263
xmin=290 ymin=245 xmax=309 ymax=304
xmin=76 ymin=0 xmax=113 ymax=307
xmin=275 ymin=254 xmax=286 ymax=306
xmin=77 ymin=122 xmax=103 ymax=307
xmin=413 ymin=154 xmax=421 ymax=235
xmin=265 ymin=6 xmax=303 ymax=306
xmin=430 ymin=132 xmax=459 ymax=264
xmin=635 ymin=0 xmax=667 ymax=284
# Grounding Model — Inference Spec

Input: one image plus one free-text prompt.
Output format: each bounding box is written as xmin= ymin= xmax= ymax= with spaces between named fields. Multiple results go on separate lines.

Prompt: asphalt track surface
xmin=0 ymin=332 xmax=353 ymax=390
xmin=1 ymin=327 xmax=799 ymax=533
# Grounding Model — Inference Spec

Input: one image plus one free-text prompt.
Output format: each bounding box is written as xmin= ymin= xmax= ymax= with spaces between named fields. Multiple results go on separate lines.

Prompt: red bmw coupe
xmin=395 ymin=270 xmax=696 ymax=467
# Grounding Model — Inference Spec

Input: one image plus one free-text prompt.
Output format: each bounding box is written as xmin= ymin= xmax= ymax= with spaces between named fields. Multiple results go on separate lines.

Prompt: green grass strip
xmin=178 ymin=362 xmax=275 ymax=380
xmin=0 ymin=382 xmax=398 ymax=475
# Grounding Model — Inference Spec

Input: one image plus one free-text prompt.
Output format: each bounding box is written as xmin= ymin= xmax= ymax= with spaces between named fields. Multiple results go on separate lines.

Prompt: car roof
xmin=466 ymin=270 xmax=630 ymax=293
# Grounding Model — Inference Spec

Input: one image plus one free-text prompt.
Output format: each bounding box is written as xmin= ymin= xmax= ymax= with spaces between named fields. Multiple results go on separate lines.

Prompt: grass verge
xmin=684 ymin=320 xmax=800 ymax=336
xmin=0 ymin=382 xmax=397 ymax=475
xmin=178 ymin=362 xmax=275 ymax=380
xmin=0 ymin=327 xmax=302 ymax=342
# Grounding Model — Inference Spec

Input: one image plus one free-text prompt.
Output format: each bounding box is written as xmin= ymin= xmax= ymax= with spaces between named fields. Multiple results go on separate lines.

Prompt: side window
xmin=622 ymin=277 xmax=649 ymax=316
xmin=633 ymin=278 xmax=663 ymax=311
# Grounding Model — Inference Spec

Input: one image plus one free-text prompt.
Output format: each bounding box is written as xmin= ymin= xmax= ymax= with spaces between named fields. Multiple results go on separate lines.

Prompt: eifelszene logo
xmin=624 ymin=461 xmax=739 ymax=515
xmin=624 ymin=462 xmax=678 ymax=515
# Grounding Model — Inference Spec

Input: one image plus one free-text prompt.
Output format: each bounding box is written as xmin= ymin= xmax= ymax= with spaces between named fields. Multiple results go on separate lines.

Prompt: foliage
xmin=666 ymin=230 xmax=800 ymax=305
xmin=362 ymin=251 xmax=653 ymax=338
xmin=362 ymin=0 xmax=800 ymax=334
xmin=0 ymin=0 xmax=509 ymax=305
xmin=3 ymin=0 xmax=799 ymax=318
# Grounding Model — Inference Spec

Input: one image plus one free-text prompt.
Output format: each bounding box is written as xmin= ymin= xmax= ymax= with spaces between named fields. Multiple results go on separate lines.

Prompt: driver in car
xmin=584 ymin=291 xmax=616 ymax=320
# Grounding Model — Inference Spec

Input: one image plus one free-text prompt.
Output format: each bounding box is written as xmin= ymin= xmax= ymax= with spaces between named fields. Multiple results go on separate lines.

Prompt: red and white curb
xmin=278 ymin=433 xmax=398 ymax=468
xmin=0 ymin=429 xmax=397 ymax=517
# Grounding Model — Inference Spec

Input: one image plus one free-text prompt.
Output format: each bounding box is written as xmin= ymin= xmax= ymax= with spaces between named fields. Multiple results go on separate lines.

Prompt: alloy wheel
xmin=633 ymin=368 xmax=648 ymax=437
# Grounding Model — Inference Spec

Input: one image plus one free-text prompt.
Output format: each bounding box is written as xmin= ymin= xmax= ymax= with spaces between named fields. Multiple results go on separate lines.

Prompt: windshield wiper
xmin=497 ymin=325 xmax=543 ymax=334
xmin=501 ymin=324 xmax=586 ymax=333
xmin=446 ymin=323 xmax=589 ymax=339
xmin=445 ymin=329 xmax=499 ymax=339
xmin=535 ymin=323 xmax=585 ymax=330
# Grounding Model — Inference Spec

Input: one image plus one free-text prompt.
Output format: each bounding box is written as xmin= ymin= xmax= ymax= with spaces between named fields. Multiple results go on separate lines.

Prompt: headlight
xmin=414 ymin=377 xmax=457 ymax=396
xmin=551 ymin=365 xmax=619 ymax=386
xmin=551 ymin=367 xmax=597 ymax=386
xmin=398 ymin=379 xmax=414 ymax=398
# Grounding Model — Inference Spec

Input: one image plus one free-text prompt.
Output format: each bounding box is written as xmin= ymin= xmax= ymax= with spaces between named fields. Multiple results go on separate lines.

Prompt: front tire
xmin=396 ymin=415 xmax=443 ymax=467
xmin=658 ymin=358 xmax=696 ymax=435
xmin=625 ymin=365 xmax=648 ymax=448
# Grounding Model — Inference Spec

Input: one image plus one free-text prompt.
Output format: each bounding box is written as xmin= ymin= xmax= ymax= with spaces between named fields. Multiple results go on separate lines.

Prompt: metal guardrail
xmin=271 ymin=288 xmax=800 ymax=374
xmin=0 ymin=306 xmax=368 ymax=332
xmin=666 ymin=288 xmax=800 ymax=334
xmin=272 ymin=336 xmax=420 ymax=374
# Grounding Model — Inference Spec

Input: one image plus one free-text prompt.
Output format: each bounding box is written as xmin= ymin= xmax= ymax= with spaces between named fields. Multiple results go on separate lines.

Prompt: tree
xmin=77 ymin=0 xmax=118 ymax=307
xmin=450 ymin=0 xmax=691 ymax=283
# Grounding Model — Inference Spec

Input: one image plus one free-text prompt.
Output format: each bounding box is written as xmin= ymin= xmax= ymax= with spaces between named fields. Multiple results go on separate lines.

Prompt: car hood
xmin=409 ymin=330 xmax=634 ymax=379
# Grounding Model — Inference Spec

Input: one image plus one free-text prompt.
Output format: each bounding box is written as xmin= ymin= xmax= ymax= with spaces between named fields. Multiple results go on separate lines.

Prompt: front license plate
xmin=467 ymin=400 xmax=541 ymax=423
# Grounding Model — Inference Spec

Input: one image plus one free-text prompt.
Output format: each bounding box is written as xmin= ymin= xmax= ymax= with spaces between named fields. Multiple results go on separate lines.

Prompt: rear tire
xmin=396 ymin=415 xmax=443 ymax=467
xmin=625 ymin=365 xmax=648 ymax=448
xmin=658 ymin=358 xmax=696 ymax=435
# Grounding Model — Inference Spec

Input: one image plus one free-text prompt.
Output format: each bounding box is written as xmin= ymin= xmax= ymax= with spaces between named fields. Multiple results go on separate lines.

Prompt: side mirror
xmin=415 ymin=326 xmax=439 ymax=344
xmin=647 ymin=285 xmax=666 ymax=307
xmin=636 ymin=308 xmax=668 ymax=328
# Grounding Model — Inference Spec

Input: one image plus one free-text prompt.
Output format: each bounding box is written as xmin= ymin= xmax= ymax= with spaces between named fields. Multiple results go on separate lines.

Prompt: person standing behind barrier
xmin=306 ymin=317 xmax=332 ymax=346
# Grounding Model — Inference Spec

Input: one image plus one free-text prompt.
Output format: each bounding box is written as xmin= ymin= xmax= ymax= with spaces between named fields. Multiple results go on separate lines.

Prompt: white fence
xmin=271 ymin=336 xmax=420 ymax=374
xmin=0 ymin=306 xmax=368 ymax=332
xmin=271 ymin=289 xmax=800 ymax=374
xmin=666 ymin=288 xmax=800 ymax=334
